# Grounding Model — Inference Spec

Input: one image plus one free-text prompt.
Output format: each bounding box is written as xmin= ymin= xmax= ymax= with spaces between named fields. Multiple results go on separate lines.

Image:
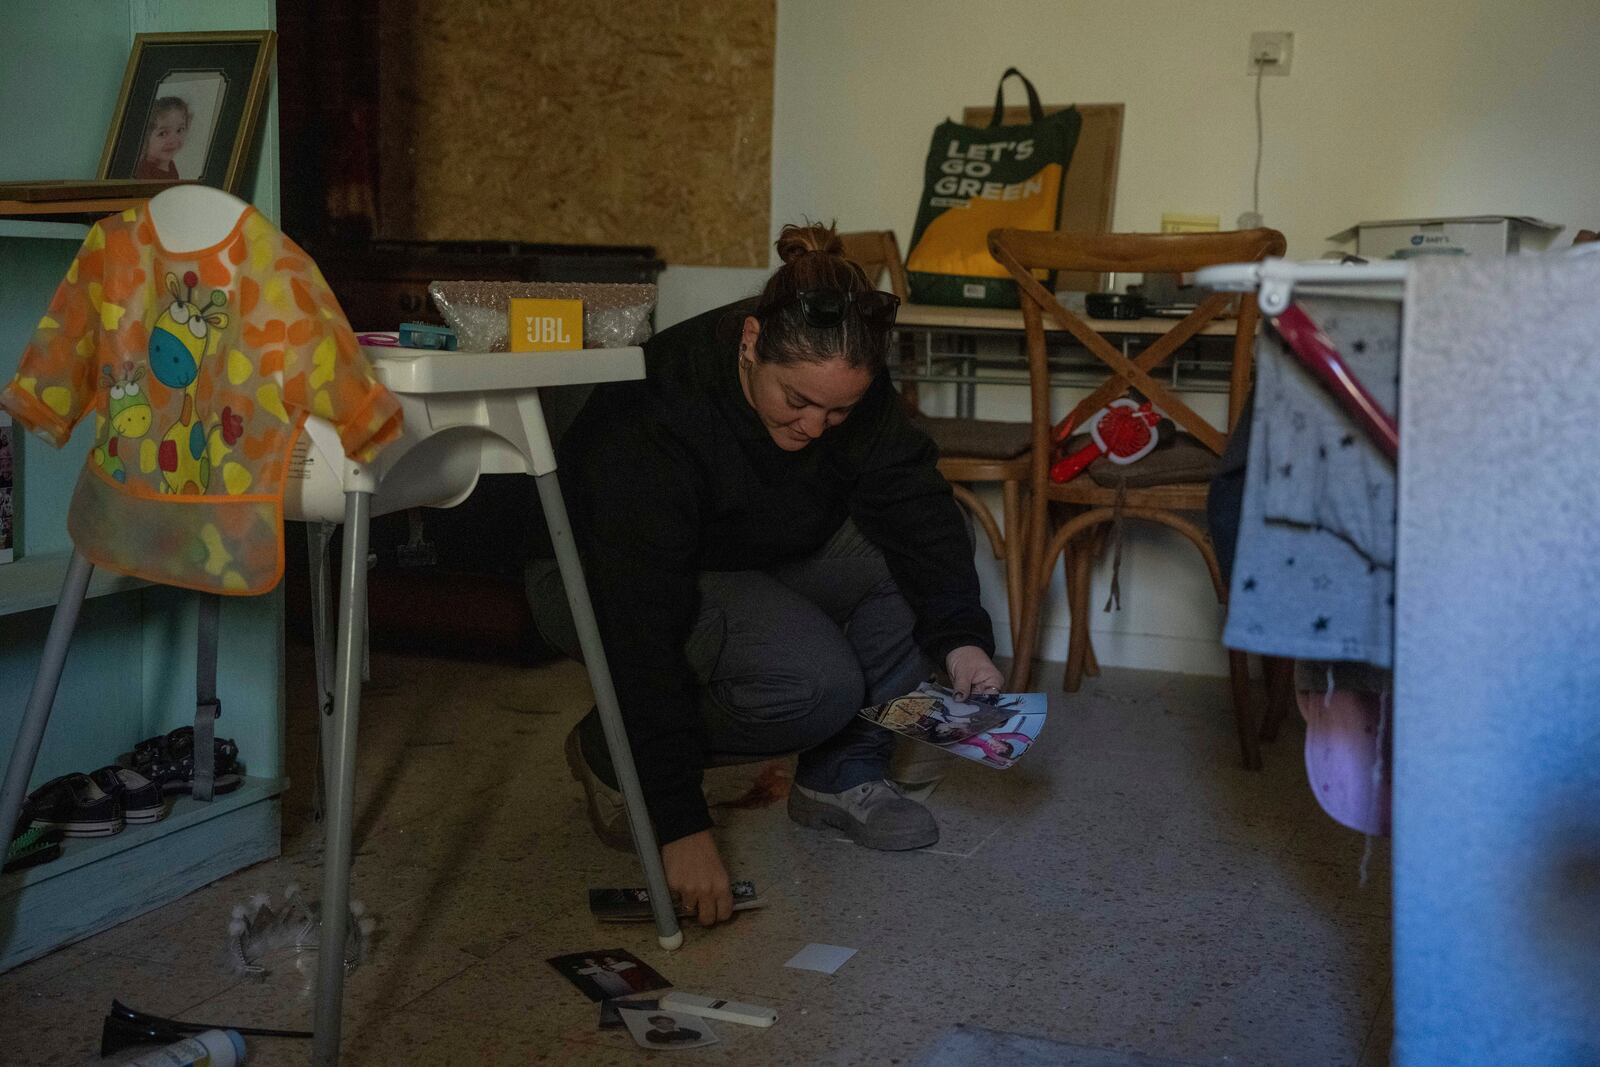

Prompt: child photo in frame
xmin=99 ymin=31 xmax=275 ymax=193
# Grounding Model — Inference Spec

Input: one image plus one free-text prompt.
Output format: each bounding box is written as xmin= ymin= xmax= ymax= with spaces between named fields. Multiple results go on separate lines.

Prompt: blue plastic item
xmin=398 ymin=322 xmax=458 ymax=351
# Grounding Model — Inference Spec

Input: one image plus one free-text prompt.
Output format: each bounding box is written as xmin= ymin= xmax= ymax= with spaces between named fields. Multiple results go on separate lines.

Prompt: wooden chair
xmin=988 ymin=227 xmax=1286 ymax=769
xmin=835 ymin=106 xmax=1125 ymax=678
xmin=837 ymin=229 xmax=910 ymax=300
xmin=840 ymin=230 xmax=1031 ymax=674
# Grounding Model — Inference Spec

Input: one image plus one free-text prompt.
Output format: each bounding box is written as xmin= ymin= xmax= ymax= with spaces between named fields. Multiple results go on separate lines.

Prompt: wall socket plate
xmin=1248 ymin=31 xmax=1294 ymax=75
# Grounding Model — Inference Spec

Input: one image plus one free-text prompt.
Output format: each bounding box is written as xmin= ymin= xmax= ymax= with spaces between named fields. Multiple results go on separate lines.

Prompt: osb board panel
xmin=377 ymin=0 xmax=774 ymax=266
xmin=961 ymin=102 xmax=1124 ymax=292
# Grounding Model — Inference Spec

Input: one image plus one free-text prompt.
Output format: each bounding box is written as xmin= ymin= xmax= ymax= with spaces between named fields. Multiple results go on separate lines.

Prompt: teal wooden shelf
xmin=0 ymin=220 xmax=90 ymax=241
xmin=0 ymin=0 xmax=285 ymax=974
xmin=0 ymin=551 xmax=151 ymax=618
xmin=2 ymin=776 xmax=285 ymax=895
xmin=0 ymin=777 xmax=285 ymax=970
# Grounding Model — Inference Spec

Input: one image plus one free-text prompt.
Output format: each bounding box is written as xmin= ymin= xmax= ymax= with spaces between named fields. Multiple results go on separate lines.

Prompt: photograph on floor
xmin=589 ymin=879 xmax=763 ymax=922
xmin=617 ymin=1007 xmax=720 ymax=1050
xmin=860 ymin=682 xmax=1046 ymax=768
xmin=598 ymin=997 xmax=662 ymax=1030
xmin=546 ymin=949 xmax=671 ymax=1002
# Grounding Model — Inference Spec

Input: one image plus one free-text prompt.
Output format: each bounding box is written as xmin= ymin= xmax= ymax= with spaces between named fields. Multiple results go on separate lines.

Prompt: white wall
xmin=772 ymin=0 xmax=1600 ymax=258
xmin=760 ymin=0 xmax=1599 ymax=675
xmin=656 ymin=265 xmax=769 ymax=329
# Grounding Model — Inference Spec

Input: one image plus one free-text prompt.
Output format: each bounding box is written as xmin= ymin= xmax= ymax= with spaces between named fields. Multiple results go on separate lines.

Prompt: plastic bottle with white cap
xmin=118 ymin=1028 xmax=247 ymax=1067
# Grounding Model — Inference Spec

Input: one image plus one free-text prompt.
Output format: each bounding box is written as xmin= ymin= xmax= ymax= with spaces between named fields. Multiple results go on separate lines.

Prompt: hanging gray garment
xmin=1222 ymin=296 xmax=1399 ymax=667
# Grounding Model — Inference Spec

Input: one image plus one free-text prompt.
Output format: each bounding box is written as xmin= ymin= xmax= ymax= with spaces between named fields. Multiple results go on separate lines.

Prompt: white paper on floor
xmin=784 ymin=943 xmax=857 ymax=974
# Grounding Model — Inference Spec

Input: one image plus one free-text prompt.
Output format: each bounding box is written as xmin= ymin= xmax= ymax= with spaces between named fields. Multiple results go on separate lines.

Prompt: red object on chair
xmin=1049 ymin=398 xmax=1163 ymax=483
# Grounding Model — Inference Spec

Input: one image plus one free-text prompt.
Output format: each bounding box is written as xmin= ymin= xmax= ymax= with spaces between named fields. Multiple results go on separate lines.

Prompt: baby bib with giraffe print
xmin=1 ymin=204 xmax=402 ymax=595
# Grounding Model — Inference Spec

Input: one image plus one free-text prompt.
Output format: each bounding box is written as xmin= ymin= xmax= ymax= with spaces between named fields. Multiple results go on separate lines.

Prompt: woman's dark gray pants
xmin=530 ymin=521 xmax=931 ymax=795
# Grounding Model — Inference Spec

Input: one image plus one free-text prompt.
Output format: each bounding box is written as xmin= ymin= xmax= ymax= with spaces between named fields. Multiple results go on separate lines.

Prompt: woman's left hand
xmin=945 ymin=645 xmax=1005 ymax=701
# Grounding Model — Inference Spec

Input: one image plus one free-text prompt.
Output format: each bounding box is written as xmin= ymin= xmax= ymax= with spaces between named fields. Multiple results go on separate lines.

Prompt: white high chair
xmin=0 ymin=186 xmax=681 ymax=1067
xmin=290 ymin=341 xmax=682 ymax=1065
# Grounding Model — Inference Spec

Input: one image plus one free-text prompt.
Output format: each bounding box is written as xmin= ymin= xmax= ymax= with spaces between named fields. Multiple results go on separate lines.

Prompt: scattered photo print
xmin=547 ymin=948 xmax=670 ymax=1003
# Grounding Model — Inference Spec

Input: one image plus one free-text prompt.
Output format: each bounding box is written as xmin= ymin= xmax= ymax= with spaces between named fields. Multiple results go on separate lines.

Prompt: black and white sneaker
xmin=91 ymin=766 xmax=167 ymax=824
xmin=27 ymin=773 xmax=125 ymax=838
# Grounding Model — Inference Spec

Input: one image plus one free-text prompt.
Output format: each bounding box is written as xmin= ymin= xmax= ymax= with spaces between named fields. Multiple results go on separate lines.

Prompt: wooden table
xmin=896 ymin=302 xmax=1238 ymax=337
xmin=893 ymin=302 xmax=1241 ymax=415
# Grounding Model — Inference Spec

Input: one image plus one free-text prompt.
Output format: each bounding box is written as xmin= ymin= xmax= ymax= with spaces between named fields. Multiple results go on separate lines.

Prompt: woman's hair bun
xmin=775 ymin=221 xmax=844 ymax=265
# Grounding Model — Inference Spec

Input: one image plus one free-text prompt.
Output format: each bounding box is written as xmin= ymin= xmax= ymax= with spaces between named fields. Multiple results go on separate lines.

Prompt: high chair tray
xmin=364 ymin=345 xmax=644 ymax=395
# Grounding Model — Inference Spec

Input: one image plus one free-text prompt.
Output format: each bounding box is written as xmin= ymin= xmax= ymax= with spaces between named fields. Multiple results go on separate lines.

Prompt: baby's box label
xmin=509 ymin=298 xmax=583 ymax=352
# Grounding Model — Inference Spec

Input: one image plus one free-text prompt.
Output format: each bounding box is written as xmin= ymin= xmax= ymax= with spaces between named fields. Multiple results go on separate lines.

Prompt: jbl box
xmin=1328 ymin=216 xmax=1561 ymax=259
xmin=508 ymin=298 xmax=584 ymax=351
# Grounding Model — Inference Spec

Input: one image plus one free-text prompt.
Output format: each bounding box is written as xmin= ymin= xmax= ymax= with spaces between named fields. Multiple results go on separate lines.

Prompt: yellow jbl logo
xmin=508 ymin=298 xmax=584 ymax=352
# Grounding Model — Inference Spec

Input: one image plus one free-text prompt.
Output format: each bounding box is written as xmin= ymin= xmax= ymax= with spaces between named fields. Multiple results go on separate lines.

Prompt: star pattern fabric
xmin=1223 ymin=296 xmax=1398 ymax=667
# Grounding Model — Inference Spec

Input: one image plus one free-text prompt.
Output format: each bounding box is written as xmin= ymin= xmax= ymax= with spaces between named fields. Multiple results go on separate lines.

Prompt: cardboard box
xmin=1328 ymin=216 xmax=1561 ymax=259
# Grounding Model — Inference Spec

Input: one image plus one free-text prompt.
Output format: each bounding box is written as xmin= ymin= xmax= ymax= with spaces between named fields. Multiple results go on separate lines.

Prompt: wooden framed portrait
xmin=97 ymin=31 xmax=276 ymax=193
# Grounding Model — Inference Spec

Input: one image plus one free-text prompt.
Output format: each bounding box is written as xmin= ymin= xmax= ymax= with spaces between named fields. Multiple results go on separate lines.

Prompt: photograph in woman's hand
xmin=860 ymin=682 xmax=1046 ymax=769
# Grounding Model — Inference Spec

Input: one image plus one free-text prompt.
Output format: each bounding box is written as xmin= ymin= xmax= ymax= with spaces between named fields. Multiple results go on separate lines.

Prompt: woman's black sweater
xmin=559 ymin=301 xmax=993 ymax=844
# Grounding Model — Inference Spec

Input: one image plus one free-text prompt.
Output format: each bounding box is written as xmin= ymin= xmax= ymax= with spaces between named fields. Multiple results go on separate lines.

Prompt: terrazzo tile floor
xmin=2 ymin=647 xmax=1392 ymax=1066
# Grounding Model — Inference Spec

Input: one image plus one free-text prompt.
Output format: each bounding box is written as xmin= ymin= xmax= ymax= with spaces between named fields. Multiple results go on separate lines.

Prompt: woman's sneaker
xmin=787 ymin=779 xmax=939 ymax=850
xmin=90 ymin=766 xmax=167 ymax=824
xmin=27 ymin=773 xmax=124 ymax=838
xmin=564 ymin=724 xmax=633 ymax=851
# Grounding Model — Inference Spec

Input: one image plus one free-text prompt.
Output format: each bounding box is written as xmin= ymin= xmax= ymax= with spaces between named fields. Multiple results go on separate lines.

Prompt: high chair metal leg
xmin=536 ymin=470 xmax=683 ymax=951
xmin=312 ymin=491 xmax=371 ymax=1067
xmin=306 ymin=523 xmax=337 ymax=822
xmin=0 ymin=551 xmax=94 ymax=860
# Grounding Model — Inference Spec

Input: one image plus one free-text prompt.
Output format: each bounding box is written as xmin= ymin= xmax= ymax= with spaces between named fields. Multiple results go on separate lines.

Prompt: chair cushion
xmin=913 ymin=415 xmax=1032 ymax=460
xmin=1062 ymin=432 xmax=1220 ymax=488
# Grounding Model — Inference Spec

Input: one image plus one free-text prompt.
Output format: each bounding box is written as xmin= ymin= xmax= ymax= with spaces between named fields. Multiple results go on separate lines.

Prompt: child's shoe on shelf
xmin=128 ymin=726 xmax=243 ymax=797
xmin=27 ymin=773 xmax=124 ymax=837
xmin=5 ymin=824 xmax=64 ymax=873
xmin=5 ymin=795 xmax=64 ymax=873
xmin=91 ymin=765 xmax=167 ymax=824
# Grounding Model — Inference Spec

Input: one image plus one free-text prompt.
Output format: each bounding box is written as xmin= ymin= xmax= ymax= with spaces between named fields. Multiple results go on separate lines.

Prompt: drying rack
xmin=1199 ymin=239 xmax=1600 ymax=1063
xmin=1199 ymin=245 xmax=1600 ymax=459
xmin=1198 ymin=258 xmax=1407 ymax=459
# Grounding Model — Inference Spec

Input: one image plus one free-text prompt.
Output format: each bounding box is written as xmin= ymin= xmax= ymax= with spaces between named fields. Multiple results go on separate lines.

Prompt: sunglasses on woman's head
xmin=784 ymin=289 xmax=901 ymax=333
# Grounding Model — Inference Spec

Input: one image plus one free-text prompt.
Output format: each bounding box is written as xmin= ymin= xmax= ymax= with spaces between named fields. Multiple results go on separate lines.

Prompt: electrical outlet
xmin=1248 ymin=31 xmax=1294 ymax=75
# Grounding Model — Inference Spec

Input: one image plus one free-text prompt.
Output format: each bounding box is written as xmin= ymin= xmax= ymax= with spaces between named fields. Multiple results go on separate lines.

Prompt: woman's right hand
xmin=661 ymin=829 xmax=734 ymax=927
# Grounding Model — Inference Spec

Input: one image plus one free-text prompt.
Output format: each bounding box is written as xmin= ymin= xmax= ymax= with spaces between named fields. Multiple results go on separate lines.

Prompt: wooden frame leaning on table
xmin=97 ymin=30 xmax=277 ymax=194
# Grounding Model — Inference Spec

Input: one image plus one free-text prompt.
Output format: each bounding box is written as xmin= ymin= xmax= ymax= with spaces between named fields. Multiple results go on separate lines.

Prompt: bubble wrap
xmin=428 ymin=281 xmax=657 ymax=351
